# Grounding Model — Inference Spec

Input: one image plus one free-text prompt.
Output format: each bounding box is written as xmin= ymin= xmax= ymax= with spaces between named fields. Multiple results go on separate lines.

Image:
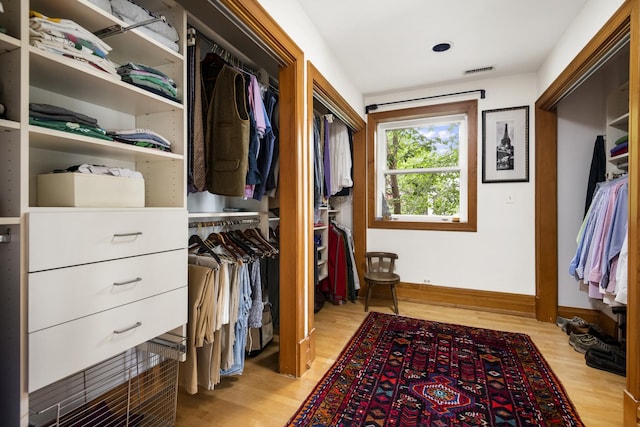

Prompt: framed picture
xmin=482 ymin=105 xmax=529 ymax=183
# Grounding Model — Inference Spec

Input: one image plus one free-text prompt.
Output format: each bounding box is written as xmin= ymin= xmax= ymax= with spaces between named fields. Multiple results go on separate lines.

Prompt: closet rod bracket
xmin=94 ymin=15 xmax=166 ymax=39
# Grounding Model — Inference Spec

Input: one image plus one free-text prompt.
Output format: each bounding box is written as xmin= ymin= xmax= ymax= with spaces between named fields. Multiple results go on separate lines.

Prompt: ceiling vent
xmin=464 ymin=66 xmax=495 ymax=75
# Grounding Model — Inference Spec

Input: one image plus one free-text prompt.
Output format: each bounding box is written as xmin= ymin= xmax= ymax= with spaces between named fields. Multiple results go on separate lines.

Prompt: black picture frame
xmin=482 ymin=105 xmax=529 ymax=183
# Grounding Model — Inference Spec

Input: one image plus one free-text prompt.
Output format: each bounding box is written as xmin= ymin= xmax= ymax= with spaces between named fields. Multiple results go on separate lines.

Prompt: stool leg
xmin=365 ymin=282 xmax=373 ymax=312
xmin=391 ymin=284 xmax=399 ymax=315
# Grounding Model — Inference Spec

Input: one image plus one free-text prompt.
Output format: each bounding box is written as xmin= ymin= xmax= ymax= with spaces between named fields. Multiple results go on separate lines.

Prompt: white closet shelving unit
xmin=314 ymin=206 xmax=329 ymax=281
xmin=313 ymin=206 xmax=340 ymax=282
xmin=606 ymin=81 xmax=629 ymax=173
xmin=0 ymin=1 xmax=189 ymax=425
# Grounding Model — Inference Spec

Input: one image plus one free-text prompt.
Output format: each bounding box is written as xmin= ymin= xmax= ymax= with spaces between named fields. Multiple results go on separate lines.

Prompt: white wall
xmin=556 ymin=72 xmax=604 ymax=309
xmin=256 ymin=0 xmax=365 ymax=118
xmin=255 ymin=0 xmax=624 ymax=299
xmin=538 ymin=0 xmax=625 ymax=96
xmin=365 ymin=74 xmax=537 ymax=295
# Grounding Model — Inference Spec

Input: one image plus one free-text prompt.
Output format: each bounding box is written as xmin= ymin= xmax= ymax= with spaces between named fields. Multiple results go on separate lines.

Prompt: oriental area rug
xmin=287 ymin=312 xmax=583 ymax=427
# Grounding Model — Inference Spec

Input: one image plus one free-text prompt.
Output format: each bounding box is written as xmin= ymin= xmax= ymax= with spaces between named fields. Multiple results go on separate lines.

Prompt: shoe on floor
xmin=587 ymin=325 xmax=620 ymax=346
xmin=585 ymin=348 xmax=626 ymax=376
xmin=556 ymin=316 xmax=589 ymax=333
xmin=566 ymin=322 xmax=590 ymax=335
xmin=569 ymin=333 xmax=616 ymax=354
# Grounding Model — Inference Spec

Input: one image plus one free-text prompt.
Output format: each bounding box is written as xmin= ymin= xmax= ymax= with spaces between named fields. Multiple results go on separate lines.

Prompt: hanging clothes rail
xmin=187 ymin=26 xmax=254 ymax=73
xmin=188 ymin=217 xmax=261 ymax=229
xmin=187 ymin=25 xmax=278 ymax=92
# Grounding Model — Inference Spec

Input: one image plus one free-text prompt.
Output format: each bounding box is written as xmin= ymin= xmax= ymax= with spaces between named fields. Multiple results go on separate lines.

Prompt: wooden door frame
xmin=305 ymin=62 xmax=367 ymax=373
xmin=219 ymin=0 xmax=306 ymax=376
xmin=534 ymin=1 xmax=640 ymax=424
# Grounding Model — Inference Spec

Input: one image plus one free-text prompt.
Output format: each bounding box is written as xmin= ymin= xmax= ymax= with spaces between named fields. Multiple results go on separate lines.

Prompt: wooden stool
xmin=364 ymin=252 xmax=400 ymax=314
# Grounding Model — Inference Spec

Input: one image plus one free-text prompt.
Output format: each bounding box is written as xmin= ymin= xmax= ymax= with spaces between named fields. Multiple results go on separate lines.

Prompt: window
xmin=367 ymin=100 xmax=477 ymax=231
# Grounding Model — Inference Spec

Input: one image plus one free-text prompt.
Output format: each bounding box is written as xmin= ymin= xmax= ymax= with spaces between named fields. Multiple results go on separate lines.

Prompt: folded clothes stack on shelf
xmin=50 ymin=163 xmax=143 ymax=179
xmin=107 ymin=128 xmax=172 ymax=152
xmin=610 ymin=134 xmax=628 ymax=157
xmin=29 ymin=10 xmax=118 ymax=78
xmin=117 ymin=62 xmax=180 ymax=103
xmin=29 ymin=103 xmax=174 ymax=152
xmin=29 ymin=103 xmax=112 ymax=141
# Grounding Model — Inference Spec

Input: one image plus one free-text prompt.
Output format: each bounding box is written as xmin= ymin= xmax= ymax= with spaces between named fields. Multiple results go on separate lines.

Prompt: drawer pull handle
xmin=113 ymin=232 xmax=143 ymax=238
xmin=113 ymin=277 xmax=142 ymax=286
xmin=113 ymin=322 xmax=142 ymax=334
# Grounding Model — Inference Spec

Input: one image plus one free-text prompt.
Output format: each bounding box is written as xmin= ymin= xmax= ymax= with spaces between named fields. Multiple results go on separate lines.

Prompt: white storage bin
xmin=37 ymin=173 xmax=145 ymax=207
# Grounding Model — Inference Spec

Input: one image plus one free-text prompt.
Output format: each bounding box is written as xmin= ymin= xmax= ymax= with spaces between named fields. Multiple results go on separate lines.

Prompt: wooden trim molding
xmin=308 ymin=62 xmax=365 ymax=132
xmin=221 ymin=0 xmax=305 ymax=377
xmin=366 ymin=100 xmax=477 ymax=232
xmin=368 ymin=282 xmax=536 ymax=317
xmin=533 ymin=106 xmax=558 ymax=323
xmin=623 ymin=390 xmax=640 ymax=426
xmin=626 ymin=0 xmax=640 ymax=404
xmin=352 ymin=129 xmax=367 ymax=290
xmin=219 ymin=0 xmax=303 ymax=64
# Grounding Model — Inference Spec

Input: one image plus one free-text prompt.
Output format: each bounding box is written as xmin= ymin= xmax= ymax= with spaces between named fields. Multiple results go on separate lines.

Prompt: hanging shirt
xmin=329 ymin=119 xmax=353 ymax=195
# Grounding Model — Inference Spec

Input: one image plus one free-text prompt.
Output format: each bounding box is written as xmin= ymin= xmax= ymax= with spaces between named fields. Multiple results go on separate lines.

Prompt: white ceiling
xmin=297 ymin=0 xmax=589 ymax=96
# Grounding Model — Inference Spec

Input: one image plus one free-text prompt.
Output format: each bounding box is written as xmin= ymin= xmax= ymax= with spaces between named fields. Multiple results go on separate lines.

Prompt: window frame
xmin=367 ymin=100 xmax=477 ymax=231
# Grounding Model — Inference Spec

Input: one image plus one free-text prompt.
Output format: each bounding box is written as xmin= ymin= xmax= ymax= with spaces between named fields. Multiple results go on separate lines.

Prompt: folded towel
xmin=614 ymin=134 xmax=628 ymax=145
xmin=610 ymin=141 xmax=628 ymax=157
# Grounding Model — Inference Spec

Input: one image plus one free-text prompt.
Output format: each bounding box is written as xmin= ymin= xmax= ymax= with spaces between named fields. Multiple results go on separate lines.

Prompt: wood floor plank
xmin=175 ymin=298 xmax=625 ymax=426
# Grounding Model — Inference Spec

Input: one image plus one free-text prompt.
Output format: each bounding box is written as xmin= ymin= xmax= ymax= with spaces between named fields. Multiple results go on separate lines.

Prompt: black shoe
xmin=585 ymin=348 xmax=626 ymax=376
xmin=611 ymin=306 xmax=627 ymax=315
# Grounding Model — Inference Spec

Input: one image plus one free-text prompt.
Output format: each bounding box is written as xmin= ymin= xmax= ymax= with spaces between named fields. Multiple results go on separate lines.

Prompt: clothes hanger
xmin=206 ymin=231 xmax=243 ymax=263
xmin=188 ymin=234 xmax=221 ymax=263
xmin=235 ymin=229 xmax=269 ymax=258
xmin=244 ymin=228 xmax=277 ymax=257
xmin=225 ymin=230 xmax=259 ymax=260
xmin=241 ymin=229 xmax=269 ymax=256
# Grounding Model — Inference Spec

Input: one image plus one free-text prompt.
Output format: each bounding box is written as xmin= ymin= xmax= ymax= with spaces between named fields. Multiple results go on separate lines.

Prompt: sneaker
xmin=556 ymin=316 xmax=570 ymax=329
xmin=569 ymin=333 xmax=616 ymax=354
xmin=556 ymin=316 xmax=589 ymax=333
xmin=566 ymin=322 xmax=590 ymax=335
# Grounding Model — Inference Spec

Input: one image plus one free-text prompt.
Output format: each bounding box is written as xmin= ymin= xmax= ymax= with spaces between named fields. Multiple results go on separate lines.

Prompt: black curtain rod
xmin=365 ymin=89 xmax=486 ymax=114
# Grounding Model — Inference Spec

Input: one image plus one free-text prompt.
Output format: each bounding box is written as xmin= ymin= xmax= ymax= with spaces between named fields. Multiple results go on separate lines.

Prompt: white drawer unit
xmin=28 ymin=286 xmax=187 ymax=393
xmin=28 ymin=249 xmax=187 ymax=333
xmin=28 ymin=210 xmax=187 ymax=272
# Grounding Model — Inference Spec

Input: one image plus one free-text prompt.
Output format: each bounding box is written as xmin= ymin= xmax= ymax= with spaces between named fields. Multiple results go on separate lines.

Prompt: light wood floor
xmin=175 ymin=298 xmax=626 ymax=426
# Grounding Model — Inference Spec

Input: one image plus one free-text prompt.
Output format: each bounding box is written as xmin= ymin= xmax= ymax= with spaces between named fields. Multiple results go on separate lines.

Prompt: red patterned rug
xmin=287 ymin=312 xmax=583 ymax=426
